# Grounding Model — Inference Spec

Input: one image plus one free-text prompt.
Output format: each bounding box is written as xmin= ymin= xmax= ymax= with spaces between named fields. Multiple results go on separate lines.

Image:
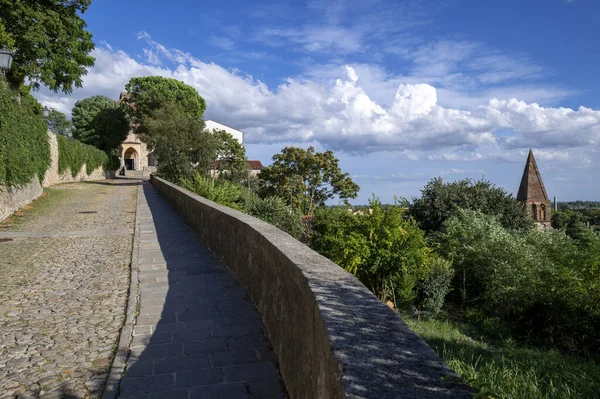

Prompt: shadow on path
xmin=117 ymin=182 xmax=285 ymax=398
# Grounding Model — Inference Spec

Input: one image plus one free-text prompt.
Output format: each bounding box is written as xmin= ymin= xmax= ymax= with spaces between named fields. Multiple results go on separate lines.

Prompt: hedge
xmin=57 ymin=135 xmax=113 ymax=177
xmin=0 ymin=82 xmax=51 ymax=187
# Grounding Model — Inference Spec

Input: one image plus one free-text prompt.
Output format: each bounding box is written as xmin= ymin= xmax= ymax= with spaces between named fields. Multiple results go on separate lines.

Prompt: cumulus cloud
xmin=32 ymin=35 xmax=600 ymax=165
xmin=485 ymin=99 xmax=600 ymax=149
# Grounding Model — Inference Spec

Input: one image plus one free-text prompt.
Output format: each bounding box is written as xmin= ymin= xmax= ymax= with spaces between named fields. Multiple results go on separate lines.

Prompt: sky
xmin=34 ymin=0 xmax=600 ymax=204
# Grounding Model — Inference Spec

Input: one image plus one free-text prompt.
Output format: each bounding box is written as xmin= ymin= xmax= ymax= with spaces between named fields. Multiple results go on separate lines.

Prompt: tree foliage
xmin=433 ymin=209 xmax=600 ymax=353
xmin=0 ymin=0 xmax=95 ymax=92
xmin=212 ymin=129 xmax=247 ymax=180
xmin=46 ymin=108 xmax=72 ymax=136
xmin=410 ymin=177 xmax=533 ymax=233
xmin=310 ymin=197 xmax=433 ymax=304
xmin=144 ymin=102 xmax=216 ymax=181
xmin=71 ymin=95 xmax=129 ymax=153
xmin=258 ymin=146 xmax=360 ymax=215
xmin=122 ymin=76 xmax=206 ymax=134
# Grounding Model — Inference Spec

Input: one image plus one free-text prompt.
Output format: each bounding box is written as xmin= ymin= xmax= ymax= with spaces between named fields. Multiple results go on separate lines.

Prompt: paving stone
xmin=121 ymin=389 xmax=190 ymax=399
xmin=0 ymin=179 xmax=136 ymax=398
xmin=119 ymin=374 xmax=174 ymax=397
xmin=153 ymin=354 xmax=211 ymax=374
xmin=210 ymin=349 xmax=259 ymax=367
xmin=188 ymin=382 xmax=250 ymax=399
xmin=117 ymin=182 xmax=284 ymax=398
xmin=175 ymin=368 xmax=224 ymax=388
xmin=129 ymin=342 xmax=183 ymax=360
xmin=224 ymin=362 xmax=280 ymax=382
xmin=247 ymin=377 xmax=286 ymax=398
xmin=171 ymin=328 xmax=212 ymax=343
xmin=184 ymin=338 xmax=229 ymax=355
xmin=130 ymin=332 xmax=171 ymax=348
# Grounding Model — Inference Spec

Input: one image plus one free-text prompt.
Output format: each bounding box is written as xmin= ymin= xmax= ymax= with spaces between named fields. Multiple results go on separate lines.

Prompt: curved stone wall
xmin=151 ymin=176 xmax=472 ymax=398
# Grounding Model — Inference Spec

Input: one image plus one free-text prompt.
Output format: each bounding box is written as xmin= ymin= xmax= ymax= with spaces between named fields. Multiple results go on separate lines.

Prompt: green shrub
xmin=310 ymin=196 xmax=433 ymax=304
xmin=241 ymin=192 xmax=303 ymax=238
xmin=179 ymin=171 xmax=243 ymax=210
xmin=415 ymin=256 xmax=454 ymax=315
xmin=434 ymin=209 xmax=600 ymax=353
xmin=0 ymin=83 xmax=50 ymax=187
xmin=178 ymin=171 xmax=304 ymax=238
xmin=57 ymin=135 xmax=111 ymax=177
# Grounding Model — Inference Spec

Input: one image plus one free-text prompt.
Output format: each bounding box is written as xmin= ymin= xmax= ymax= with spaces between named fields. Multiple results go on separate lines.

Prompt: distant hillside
xmin=558 ymin=201 xmax=600 ymax=210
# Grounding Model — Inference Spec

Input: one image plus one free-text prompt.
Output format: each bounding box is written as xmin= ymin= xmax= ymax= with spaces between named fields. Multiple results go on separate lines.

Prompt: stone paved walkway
xmin=0 ymin=179 xmax=138 ymax=398
xmin=118 ymin=182 xmax=285 ymax=398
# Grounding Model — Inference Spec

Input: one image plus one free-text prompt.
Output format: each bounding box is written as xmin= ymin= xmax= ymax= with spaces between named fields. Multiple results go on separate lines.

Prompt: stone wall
xmin=0 ymin=131 xmax=110 ymax=222
xmin=151 ymin=175 xmax=472 ymax=399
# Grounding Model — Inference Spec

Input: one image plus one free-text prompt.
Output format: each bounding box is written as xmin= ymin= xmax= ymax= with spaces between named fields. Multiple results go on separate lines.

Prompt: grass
xmin=403 ymin=312 xmax=600 ymax=398
xmin=0 ymin=187 xmax=71 ymax=229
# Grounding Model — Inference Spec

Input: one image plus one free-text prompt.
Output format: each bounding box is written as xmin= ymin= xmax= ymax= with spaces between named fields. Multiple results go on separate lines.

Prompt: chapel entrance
xmin=124 ymin=147 xmax=138 ymax=170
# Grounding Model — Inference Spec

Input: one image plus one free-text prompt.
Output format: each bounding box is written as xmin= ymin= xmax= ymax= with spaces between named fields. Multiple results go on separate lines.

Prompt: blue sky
xmin=36 ymin=0 xmax=600 ymax=203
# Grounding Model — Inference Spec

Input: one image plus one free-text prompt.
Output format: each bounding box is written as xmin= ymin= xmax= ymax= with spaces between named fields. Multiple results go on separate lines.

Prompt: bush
xmin=310 ymin=196 xmax=433 ymax=304
xmin=57 ymin=135 xmax=112 ymax=177
xmin=179 ymin=171 xmax=244 ymax=211
xmin=179 ymin=171 xmax=303 ymax=238
xmin=415 ymin=256 xmax=454 ymax=315
xmin=434 ymin=209 xmax=600 ymax=353
xmin=241 ymin=192 xmax=303 ymax=239
xmin=0 ymin=83 xmax=50 ymax=187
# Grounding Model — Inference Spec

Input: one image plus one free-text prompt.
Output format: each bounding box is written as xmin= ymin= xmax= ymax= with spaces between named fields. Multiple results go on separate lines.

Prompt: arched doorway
xmin=124 ymin=147 xmax=138 ymax=170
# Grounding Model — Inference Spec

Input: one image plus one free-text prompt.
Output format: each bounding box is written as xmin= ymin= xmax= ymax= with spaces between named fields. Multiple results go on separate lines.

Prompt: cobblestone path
xmin=0 ymin=179 xmax=138 ymax=398
xmin=118 ymin=182 xmax=285 ymax=398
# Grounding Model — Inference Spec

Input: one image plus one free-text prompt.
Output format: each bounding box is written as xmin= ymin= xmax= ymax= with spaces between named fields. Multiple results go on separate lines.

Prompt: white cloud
xmin=484 ymin=98 xmax=600 ymax=149
xmin=32 ymin=36 xmax=600 ymax=169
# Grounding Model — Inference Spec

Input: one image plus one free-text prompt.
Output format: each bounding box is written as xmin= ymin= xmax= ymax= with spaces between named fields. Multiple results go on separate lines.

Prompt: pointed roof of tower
xmin=517 ymin=149 xmax=549 ymax=201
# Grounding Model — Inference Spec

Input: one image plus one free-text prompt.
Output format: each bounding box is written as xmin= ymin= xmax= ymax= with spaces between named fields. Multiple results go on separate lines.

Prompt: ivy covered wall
xmin=0 ymin=82 xmax=51 ymax=187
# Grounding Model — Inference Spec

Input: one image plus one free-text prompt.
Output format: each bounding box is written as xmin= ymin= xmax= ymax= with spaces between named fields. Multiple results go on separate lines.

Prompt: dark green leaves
xmin=410 ymin=177 xmax=533 ymax=232
xmin=122 ymin=76 xmax=206 ymax=135
xmin=1 ymin=0 xmax=95 ymax=93
xmin=72 ymin=95 xmax=130 ymax=153
xmin=258 ymin=146 xmax=360 ymax=215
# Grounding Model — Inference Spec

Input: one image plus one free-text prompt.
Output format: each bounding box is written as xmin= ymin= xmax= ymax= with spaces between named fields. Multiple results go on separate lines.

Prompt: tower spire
xmin=517 ymin=149 xmax=549 ymax=202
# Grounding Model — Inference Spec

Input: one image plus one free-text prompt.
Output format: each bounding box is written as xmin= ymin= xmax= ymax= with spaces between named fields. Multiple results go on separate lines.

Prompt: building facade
xmin=119 ymin=119 xmax=244 ymax=173
xmin=517 ymin=149 xmax=552 ymax=229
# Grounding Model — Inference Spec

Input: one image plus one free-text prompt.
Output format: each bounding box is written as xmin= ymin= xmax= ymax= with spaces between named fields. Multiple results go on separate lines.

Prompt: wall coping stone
xmin=151 ymin=175 xmax=473 ymax=398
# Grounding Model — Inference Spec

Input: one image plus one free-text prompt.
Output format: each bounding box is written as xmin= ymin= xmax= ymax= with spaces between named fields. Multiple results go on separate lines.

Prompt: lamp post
xmin=0 ymin=47 xmax=14 ymax=75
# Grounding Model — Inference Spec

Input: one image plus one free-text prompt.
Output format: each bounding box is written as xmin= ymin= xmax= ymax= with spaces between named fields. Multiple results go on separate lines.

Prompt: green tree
xmin=144 ymin=102 xmax=217 ymax=181
xmin=122 ymin=76 xmax=206 ymax=134
xmin=211 ymin=129 xmax=247 ymax=180
xmin=310 ymin=197 xmax=432 ymax=304
xmin=410 ymin=177 xmax=533 ymax=233
xmin=258 ymin=146 xmax=360 ymax=215
xmin=434 ymin=209 xmax=600 ymax=352
xmin=46 ymin=108 xmax=72 ymax=136
xmin=71 ymin=95 xmax=129 ymax=153
xmin=0 ymin=0 xmax=95 ymax=92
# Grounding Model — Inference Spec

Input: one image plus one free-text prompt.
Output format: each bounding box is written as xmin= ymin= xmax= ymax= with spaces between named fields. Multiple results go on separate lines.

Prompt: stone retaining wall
xmin=151 ymin=175 xmax=472 ymax=399
xmin=0 ymin=131 xmax=111 ymax=222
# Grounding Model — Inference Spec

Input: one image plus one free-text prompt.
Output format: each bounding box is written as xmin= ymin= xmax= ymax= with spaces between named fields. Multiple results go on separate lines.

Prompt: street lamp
xmin=0 ymin=47 xmax=14 ymax=75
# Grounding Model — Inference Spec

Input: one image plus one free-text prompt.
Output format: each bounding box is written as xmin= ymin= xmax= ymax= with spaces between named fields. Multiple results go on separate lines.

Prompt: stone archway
xmin=123 ymin=147 xmax=138 ymax=170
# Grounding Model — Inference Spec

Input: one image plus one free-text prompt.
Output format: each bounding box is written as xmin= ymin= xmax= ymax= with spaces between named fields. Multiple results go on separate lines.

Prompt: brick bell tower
xmin=517 ymin=149 xmax=552 ymax=229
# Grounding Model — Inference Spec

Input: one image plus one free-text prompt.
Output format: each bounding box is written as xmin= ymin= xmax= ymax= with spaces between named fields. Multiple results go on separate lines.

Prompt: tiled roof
xmin=209 ymin=160 xmax=264 ymax=170
xmin=247 ymin=160 xmax=264 ymax=170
